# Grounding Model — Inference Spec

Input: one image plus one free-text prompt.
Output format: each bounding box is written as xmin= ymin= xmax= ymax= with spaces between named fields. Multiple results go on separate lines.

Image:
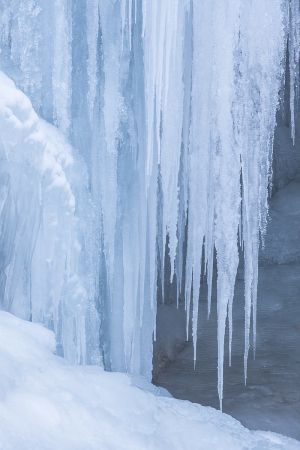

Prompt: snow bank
xmin=0 ymin=312 xmax=298 ymax=450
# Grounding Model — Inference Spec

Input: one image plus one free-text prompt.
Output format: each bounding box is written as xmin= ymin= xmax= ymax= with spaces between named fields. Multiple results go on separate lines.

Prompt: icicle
xmin=213 ymin=0 xmax=241 ymax=405
xmin=143 ymin=0 xmax=188 ymax=283
xmin=185 ymin=0 xmax=213 ymax=362
xmin=121 ymin=0 xmax=133 ymax=49
xmin=236 ymin=0 xmax=286 ymax=385
xmin=86 ymin=0 xmax=100 ymax=123
xmin=4 ymin=0 xmax=44 ymax=108
xmin=289 ymin=0 xmax=300 ymax=143
xmin=228 ymin=299 xmax=233 ymax=368
xmin=52 ymin=0 xmax=71 ymax=134
xmin=205 ymin=177 xmax=215 ymax=319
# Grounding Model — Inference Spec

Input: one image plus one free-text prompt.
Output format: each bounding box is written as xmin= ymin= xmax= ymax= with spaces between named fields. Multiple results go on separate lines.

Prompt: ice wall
xmin=0 ymin=0 xmax=299 ymax=405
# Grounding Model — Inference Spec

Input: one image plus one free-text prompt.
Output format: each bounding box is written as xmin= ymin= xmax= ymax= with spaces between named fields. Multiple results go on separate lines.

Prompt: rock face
xmin=273 ymin=121 xmax=300 ymax=193
xmin=260 ymin=180 xmax=300 ymax=265
xmin=261 ymin=105 xmax=300 ymax=265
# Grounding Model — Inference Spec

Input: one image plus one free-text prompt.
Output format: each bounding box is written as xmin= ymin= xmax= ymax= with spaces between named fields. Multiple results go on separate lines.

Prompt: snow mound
xmin=0 ymin=312 xmax=298 ymax=450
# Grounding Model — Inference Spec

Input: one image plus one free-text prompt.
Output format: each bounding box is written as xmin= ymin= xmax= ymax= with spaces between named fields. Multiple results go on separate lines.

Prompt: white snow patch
xmin=0 ymin=311 xmax=299 ymax=450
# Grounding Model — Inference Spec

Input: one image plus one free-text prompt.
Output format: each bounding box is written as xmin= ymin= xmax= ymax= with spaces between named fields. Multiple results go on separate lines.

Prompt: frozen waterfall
xmin=0 ymin=0 xmax=299 ymax=407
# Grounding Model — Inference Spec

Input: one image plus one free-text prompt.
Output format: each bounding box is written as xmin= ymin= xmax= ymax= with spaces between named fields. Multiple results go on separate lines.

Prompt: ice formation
xmin=0 ymin=0 xmax=299 ymax=407
xmin=0 ymin=72 xmax=100 ymax=364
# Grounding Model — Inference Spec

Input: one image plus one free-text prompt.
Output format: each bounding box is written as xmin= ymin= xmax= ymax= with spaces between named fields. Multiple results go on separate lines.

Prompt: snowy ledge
xmin=0 ymin=312 xmax=298 ymax=450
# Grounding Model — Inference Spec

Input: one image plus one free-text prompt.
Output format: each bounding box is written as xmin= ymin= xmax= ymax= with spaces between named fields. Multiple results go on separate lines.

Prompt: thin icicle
xmin=289 ymin=0 xmax=300 ymax=143
xmin=52 ymin=0 xmax=71 ymax=134
xmin=86 ymin=0 xmax=100 ymax=123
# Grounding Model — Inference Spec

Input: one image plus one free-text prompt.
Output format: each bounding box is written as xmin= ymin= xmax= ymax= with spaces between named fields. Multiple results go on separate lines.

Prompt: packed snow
xmin=0 ymin=311 xmax=299 ymax=450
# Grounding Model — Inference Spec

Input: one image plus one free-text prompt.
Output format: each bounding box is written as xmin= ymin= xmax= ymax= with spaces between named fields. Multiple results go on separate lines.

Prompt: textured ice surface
xmin=0 ymin=72 xmax=100 ymax=365
xmin=0 ymin=1 xmax=299 ymax=404
xmin=0 ymin=311 xmax=299 ymax=450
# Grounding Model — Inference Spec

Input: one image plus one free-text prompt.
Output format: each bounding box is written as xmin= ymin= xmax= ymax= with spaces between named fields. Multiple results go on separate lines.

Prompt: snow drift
xmin=0 ymin=311 xmax=299 ymax=450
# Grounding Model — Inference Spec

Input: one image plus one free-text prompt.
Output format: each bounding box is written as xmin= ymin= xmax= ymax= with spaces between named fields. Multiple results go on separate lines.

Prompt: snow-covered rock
xmin=0 ymin=311 xmax=298 ymax=450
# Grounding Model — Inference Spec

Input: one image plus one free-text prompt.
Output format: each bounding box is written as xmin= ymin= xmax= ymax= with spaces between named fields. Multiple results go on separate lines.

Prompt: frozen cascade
xmin=0 ymin=0 xmax=299 ymax=406
xmin=0 ymin=72 xmax=100 ymax=364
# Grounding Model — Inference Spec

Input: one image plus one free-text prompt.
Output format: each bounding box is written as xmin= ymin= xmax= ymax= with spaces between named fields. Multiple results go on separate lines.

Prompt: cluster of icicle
xmin=0 ymin=0 xmax=299 ymax=407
